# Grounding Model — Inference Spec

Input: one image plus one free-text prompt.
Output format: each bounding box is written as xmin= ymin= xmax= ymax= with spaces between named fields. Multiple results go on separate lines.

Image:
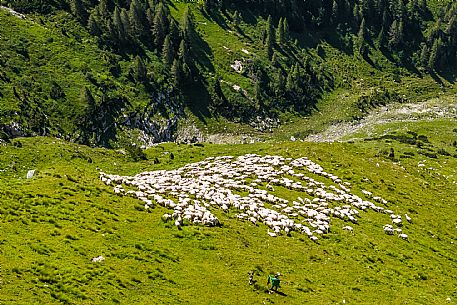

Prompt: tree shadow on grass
xmin=182 ymin=79 xmax=211 ymax=124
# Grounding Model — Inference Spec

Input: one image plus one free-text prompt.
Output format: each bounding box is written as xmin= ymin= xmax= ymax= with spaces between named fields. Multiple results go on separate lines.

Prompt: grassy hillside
xmin=1 ymin=1 xmax=456 ymax=304
xmin=0 ymin=119 xmax=456 ymax=304
xmin=1 ymin=0 xmax=456 ymax=146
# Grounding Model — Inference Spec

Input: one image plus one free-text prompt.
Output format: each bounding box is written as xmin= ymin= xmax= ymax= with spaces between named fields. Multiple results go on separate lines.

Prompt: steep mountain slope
xmin=1 ymin=1 xmax=457 ymax=304
xmin=0 ymin=0 xmax=456 ymax=147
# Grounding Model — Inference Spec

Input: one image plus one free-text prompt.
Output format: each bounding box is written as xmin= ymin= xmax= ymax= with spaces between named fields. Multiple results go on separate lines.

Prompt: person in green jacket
xmin=267 ymin=273 xmax=281 ymax=291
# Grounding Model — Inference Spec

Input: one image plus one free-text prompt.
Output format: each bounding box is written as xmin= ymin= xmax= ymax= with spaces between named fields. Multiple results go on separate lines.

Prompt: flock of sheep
xmin=100 ymin=154 xmax=411 ymax=242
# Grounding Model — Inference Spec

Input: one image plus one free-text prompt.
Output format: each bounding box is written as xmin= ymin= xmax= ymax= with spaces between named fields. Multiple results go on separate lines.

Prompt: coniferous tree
xmin=353 ymin=3 xmax=361 ymax=28
xmin=408 ymin=0 xmax=420 ymax=19
xmin=79 ymin=86 xmax=97 ymax=145
xmin=181 ymin=6 xmax=194 ymax=40
xmin=162 ymin=35 xmax=174 ymax=67
xmin=81 ymin=87 xmax=96 ymax=113
xmin=271 ymin=52 xmax=278 ymax=66
xmin=133 ymin=56 xmax=147 ymax=83
xmin=120 ymin=8 xmax=131 ymax=38
xmin=233 ymin=11 xmax=241 ymax=28
xmin=178 ymin=39 xmax=190 ymax=65
xmin=282 ymin=18 xmax=289 ymax=41
xmin=276 ymin=17 xmax=284 ymax=45
xmin=428 ymin=39 xmax=440 ymax=70
xmin=178 ymin=39 xmax=191 ymax=80
xmin=171 ymin=58 xmax=182 ymax=86
xmin=446 ymin=15 xmax=457 ymax=40
xmin=265 ymin=15 xmax=274 ymax=59
xmin=377 ymin=26 xmax=387 ymax=48
xmin=393 ymin=0 xmax=406 ymax=19
xmin=168 ymin=19 xmax=180 ymax=48
xmin=357 ymin=18 xmax=368 ymax=56
xmin=129 ymin=0 xmax=147 ymax=41
xmin=358 ymin=18 xmax=368 ymax=41
xmin=381 ymin=9 xmax=391 ymax=30
xmin=419 ymin=43 xmax=429 ymax=66
xmin=88 ymin=13 xmax=102 ymax=36
xmin=113 ymin=6 xmax=126 ymax=45
xmin=98 ymin=0 xmax=110 ymax=20
xmin=286 ymin=64 xmax=297 ymax=92
xmin=106 ymin=20 xmax=117 ymax=45
xmin=70 ymin=0 xmax=86 ymax=24
xmin=274 ymin=69 xmax=285 ymax=97
xmin=153 ymin=3 xmax=168 ymax=48
xmin=331 ymin=0 xmax=339 ymax=25
xmin=388 ymin=19 xmax=404 ymax=49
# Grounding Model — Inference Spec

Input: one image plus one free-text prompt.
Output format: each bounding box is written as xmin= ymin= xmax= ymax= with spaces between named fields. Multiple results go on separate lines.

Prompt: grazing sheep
xmin=398 ymin=233 xmax=408 ymax=240
xmin=342 ymin=226 xmax=353 ymax=232
xmin=92 ymin=256 xmax=105 ymax=263
xmin=267 ymin=230 xmax=277 ymax=237
xmin=101 ymin=153 xmax=413 ymax=240
xmin=405 ymin=214 xmax=412 ymax=223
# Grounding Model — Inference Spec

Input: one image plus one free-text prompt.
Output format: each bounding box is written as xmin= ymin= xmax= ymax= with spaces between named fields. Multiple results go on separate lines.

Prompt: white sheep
xmin=342 ymin=226 xmax=353 ymax=232
xmin=102 ymin=153 xmax=413 ymax=240
xmin=398 ymin=233 xmax=408 ymax=240
xmin=405 ymin=214 xmax=412 ymax=223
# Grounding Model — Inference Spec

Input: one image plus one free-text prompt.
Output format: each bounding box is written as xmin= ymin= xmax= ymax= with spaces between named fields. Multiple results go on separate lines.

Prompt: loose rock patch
xmin=101 ymin=154 xmax=410 ymax=241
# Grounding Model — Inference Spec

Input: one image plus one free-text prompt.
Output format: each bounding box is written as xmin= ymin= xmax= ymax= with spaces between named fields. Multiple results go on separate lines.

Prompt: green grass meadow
xmin=1 ymin=120 xmax=456 ymax=304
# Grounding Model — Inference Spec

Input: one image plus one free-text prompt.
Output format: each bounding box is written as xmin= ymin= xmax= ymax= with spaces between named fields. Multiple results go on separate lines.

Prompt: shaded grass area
xmin=0 ymin=132 xmax=456 ymax=304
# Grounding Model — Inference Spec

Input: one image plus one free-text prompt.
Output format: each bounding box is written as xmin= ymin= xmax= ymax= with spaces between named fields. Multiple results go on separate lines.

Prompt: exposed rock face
xmin=175 ymin=124 xmax=205 ymax=144
xmin=1 ymin=122 xmax=26 ymax=138
xmin=249 ymin=116 xmax=280 ymax=132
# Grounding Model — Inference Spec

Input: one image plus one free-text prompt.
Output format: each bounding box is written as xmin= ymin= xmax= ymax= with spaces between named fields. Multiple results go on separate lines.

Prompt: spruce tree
xmin=168 ymin=19 xmax=180 ymax=48
xmin=81 ymin=87 xmax=96 ymax=115
xmin=98 ymin=0 xmax=110 ymax=20
xmin=446 ymin=15 xmax=457 ymax=38
xmin=171 ymin=58 xmax=182 ymax=86
xmin=276 ymin=17 xmax=284 ymax=45
xmin=182 ymin=6 xmax=194 ymax=40
xmin=377 ymin=26 xmax=387 ymax=48
xmin=162 ymin=35 xmax=174 ymax=67
xmin=358 ymin=18 xmax=368 ymax=41
xmin=265 ymin=16 xmax=274 ymax=59
xmin=233 ymin=11 xmax=241 ymax=28
xmin=70 ymin=0 xmax=86 ymax=24
xmin=282 ymin=18 xmax=289 ymax=42
xmin=353 ymin=3 xmax=361 ymax=27
xmin=178 ymin=39 xmax=190 ymax=65
xmin=120 ymin=8 xmax=131 ymax=38
xmin=134 ymin=56 xmax=147 ymax=83
xmin=129 ymin=0 xmax=146 ymax=41
xmin=113 ymin=7 xmax=126 ymax=45
xmin=357 ymin=18 xmax=368 ymax=56
xmin=419 ymin=43 xmax=429 ymax=66
xmin=146 ymin=7 xmax=155 ymax=28
xmin=286 ymin=68 xmax=295 ymax=92
xmin=274 ymin=69 xmax=285 ymax=96
xmin=88 ymin=13 xmax=102 ymax=36
xmin=388 ymin=19 xmax=404 ymax=49
xmin=153 ymin=3 xmax=168 ymax=48
xmin=178 ymin=39 xmax=191 ymax=80
xmin=428 ymin=39 xmax=440 ymax=70
xmin=331 ymin=0 xmax=339 ymax=25
xmin=271 ymin=52 xmax=278 ymax=66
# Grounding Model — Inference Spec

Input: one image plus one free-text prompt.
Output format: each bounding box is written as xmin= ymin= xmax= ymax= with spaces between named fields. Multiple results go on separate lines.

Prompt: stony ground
xmin=305 ymin=95 xmax=457 ymax=142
